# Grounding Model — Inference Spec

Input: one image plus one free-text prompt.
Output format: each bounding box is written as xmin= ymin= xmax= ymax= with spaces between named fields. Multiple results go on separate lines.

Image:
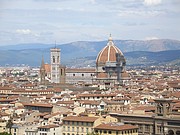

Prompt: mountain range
xmin=0 ymin=39 xmax=180 ymax=67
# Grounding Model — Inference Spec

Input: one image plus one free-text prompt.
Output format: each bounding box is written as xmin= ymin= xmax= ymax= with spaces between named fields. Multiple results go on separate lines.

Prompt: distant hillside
xmin=0 ymin=39 xmax=180 ymax=67
xmin=1 ymin=39 xmax=180 ymax=52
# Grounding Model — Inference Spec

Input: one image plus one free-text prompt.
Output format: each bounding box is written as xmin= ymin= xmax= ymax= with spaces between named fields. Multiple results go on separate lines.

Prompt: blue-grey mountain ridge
xmin=0 ymin=39 xmax=180 ymax=67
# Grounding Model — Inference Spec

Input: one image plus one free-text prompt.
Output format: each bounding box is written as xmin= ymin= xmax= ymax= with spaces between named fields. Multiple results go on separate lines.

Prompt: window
xmin=138 ymin=124 xmax=143 ymax=132
xmin=108 ymin=131 xmax=112 ymax=134
xmin=77 ymin=127 xmax=79 ymax=132
xmin=53 ymin=56 xmax=55 ymax=63
xmin=81 ymin=127 xmax=84 ymax=132
xmin=68 ymin=126 xmax=70 ymax=132
xmin=82 ymin=74 xmax=84 ymax=77
xmin=103 ymin=130 xmax=107 ymax=134
xmin=73 ymin=74 xmax=75 ymax=76
xmin=145 ymin=125 xmax=150 ymax=132
xmin=61 ymin=69 xmax=63 ymax=75
xmin=86 ymin=128 xmax=89 ymax=133
xmin=57 ymin=56 xmax=59 ymax=63
xmin=72 ymin=127 xmax=74 ymax=132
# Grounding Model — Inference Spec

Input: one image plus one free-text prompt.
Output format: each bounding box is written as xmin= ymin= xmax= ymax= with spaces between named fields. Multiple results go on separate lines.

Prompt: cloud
xmin=16 ymin=29 xmax=32 ymax=35
xmin=144 ymin=0 xmax=162 ymax=6
xmin=90 ymin=0 xmax=96 ymax=4
xmin=145 ymin=36 xmax=159 ymax=40
xmin=117 ymin=10 xmax=164 ymax=17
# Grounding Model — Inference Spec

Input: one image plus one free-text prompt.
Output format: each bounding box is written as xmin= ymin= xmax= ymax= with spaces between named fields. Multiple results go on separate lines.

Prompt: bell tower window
xmin=53 ymin=56 xmax=55 ymax=63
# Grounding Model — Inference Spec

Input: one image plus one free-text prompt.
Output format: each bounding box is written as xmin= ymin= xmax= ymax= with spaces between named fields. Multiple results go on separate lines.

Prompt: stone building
xmin=40 ymin=35 xmax=130 ymax=86
xmin=94 ymin=123 xmax=138 ymax=135
xmin=110 ymin=99 xmax=180 ymax=135
xmin=96 ymin=35 xmax=129 ymax=86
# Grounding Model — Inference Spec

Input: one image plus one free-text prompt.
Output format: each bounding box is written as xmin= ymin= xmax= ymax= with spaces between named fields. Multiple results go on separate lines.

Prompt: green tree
xmin=6 ymin=117 xmax=13 ymax=134
xmin=0 ymin=132 xmax=12 ymax=135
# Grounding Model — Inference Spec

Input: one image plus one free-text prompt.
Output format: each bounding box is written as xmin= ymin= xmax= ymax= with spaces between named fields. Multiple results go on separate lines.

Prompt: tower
xmin=40 ymin=56 xmax=46 ymax=85
xmin=154 ymin=99 xmax=173 ymax=117
xmin=51 ymin=47 xmax=60 ymax=83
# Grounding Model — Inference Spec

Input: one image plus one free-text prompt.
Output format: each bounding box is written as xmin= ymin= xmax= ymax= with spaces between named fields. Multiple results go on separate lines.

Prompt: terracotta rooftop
xmin=63 ymin=116 xmax=98 ymax=122
xmin=66 ymin=68 xmax=95 ymax=73
xmin=44 ymin=64 xmax=51 ymax=73
xmin=38 ymin=124 xmax=59 ymax=129
xmin=94 ymin=123 xmax=138 ymax=131
xmin=22 ymin=102 xmax=53 ymax=108
xmin=77 ymin=93 xmax=117 ymax=98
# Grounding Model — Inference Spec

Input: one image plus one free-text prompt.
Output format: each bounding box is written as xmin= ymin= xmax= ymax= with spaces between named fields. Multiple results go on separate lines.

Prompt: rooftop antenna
xmin=55 ymin=40 xmax=56 ymax=48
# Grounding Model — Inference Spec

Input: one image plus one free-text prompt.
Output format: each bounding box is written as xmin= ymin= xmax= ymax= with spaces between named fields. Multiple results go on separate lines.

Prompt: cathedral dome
xmin=96 ymin=35 xmax=123 ymax=66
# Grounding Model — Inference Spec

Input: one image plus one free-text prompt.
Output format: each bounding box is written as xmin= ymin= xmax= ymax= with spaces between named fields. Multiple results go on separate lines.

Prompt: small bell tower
xmin=40 ymin=56 xmax=46 ymax=85
xmin=154 ymin=99 xmax=173 ymax=117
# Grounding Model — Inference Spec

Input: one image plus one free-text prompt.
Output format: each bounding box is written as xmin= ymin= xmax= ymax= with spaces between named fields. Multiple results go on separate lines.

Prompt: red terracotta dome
xmin=96 ymin=35 xmax=123 ymax=66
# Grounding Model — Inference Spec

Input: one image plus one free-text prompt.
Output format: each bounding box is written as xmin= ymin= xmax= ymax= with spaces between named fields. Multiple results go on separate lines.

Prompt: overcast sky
xmin=0 ymin=0 xmax=180 ymax=46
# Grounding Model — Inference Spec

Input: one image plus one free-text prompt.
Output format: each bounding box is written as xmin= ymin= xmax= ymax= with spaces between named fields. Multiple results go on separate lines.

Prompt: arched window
xmin=53 ymin=56 xmax=55 ymax=63
xmin=168 ymin=130 xmax=174 ymax=135
xmin=176 ymin=130 xmax=180 ymax=135
xmin=57 ymin=56 xmax=59 ymax=63
xmin=61 ymin=69 xmax=63 ymax=75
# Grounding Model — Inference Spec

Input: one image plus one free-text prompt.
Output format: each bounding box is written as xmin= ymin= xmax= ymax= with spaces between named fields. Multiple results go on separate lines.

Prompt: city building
xmin=110 ymin=98 xmax=180 ymax=135
xmin=62 ymin=116 xmax=100 ymax=135
xmin=94 ymin=123 xmax=138 ymax=135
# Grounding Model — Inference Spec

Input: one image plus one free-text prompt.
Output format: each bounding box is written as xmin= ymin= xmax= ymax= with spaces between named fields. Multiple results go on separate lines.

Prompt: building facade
xmin=94 ymin=123 xmax=138 ymax=135
xmin=110 ymin=99 xmax=180 ymax=135
xmin=62 ymin=116 xmax=100 ymax=135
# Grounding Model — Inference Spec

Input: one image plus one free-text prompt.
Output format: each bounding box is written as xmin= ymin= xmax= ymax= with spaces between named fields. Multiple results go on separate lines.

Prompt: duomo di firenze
xmin=40 ymin=35 xmax=129 ymax=87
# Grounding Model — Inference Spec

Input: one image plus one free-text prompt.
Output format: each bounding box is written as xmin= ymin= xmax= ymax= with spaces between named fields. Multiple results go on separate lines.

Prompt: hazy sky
xmin=0 ymin=0 xmax=180 ymax=46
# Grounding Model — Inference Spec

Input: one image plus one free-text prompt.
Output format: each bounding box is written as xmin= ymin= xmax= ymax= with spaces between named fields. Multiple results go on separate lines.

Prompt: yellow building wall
xmin=63 ymin=121 xmax=95 ymax=135
xmin=95 ymin=129 xmax=138 ymax=135
xmin=0 ymin=120 xmax=7 ymax=133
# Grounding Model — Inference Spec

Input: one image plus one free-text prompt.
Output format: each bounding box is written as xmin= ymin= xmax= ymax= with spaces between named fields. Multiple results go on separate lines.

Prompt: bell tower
xmin=154 ymin=99 xmax=173 ymax=117
xmin=50 ymin=47 xmax=60 ymax=83
xmin=40 ymin=56 xmax=46 ymax=85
